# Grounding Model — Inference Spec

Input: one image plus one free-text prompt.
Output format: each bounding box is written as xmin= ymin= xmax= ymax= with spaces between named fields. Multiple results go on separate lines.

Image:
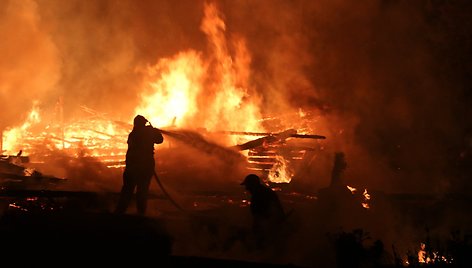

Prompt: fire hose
xmin=152 ymin=170 xmax=185 ymax=212
xmin=146 ymin=122 xmax=186 ymax=212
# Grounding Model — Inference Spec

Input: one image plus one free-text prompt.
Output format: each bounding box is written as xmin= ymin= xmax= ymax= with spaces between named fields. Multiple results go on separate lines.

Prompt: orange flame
xmin=362 ymin=189 xmax=371 ymax=200
xmin=346 ymin=185 xmax=371 ymax=209
xmin=268 ymin=155 xmax=294 ymax=183
xmin=135 ymin=51 xmax=204 ymax=129
xmin=1 ymin=2 xmax=267 ymax=176
xmin=134 ymin=2 xmax=264 ymax=146
xmin=361 ymin=188 xmax=371 ymax=209
xmin=2 ymin=101 xmax=41 ymax=154
xmin=3 ymin=3 xmax=316 ymax=177
xmin=2 ymin=101 xmax=128 ymax=164
xmin=346 ymin=185 xmax=357 ymax=194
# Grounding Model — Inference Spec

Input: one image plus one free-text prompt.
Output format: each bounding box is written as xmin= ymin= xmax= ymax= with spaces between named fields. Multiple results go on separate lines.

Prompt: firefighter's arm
xmin=153 ymin=127 xmax=164 ymax=144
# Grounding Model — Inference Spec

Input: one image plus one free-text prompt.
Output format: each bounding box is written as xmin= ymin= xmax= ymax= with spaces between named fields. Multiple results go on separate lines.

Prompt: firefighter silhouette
xmin=115 ymin=115 xmax=164 ymax=215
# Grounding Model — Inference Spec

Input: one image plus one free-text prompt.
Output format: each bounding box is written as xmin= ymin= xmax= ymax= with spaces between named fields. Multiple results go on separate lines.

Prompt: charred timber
xmin=220 ymin=130 xmax=327 ymax=139
xmin=234 ymin=129 xmax=326 ymax=151
xmin=0 ymin=172 xmax=66 ymax=183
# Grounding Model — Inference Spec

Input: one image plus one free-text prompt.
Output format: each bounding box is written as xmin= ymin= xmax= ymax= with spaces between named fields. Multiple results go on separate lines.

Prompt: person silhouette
xmin=115 ymin=115 xmax=164 ymax=215
xmin=241 ymin=174 xmax=286 ymax=248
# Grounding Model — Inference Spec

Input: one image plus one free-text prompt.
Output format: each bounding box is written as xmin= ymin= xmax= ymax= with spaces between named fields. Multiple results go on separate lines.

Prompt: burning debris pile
xmin=0 ymin=153 xmax=65 ymax=189
xmin=235 ymin=128 xmax=326 ymax=183
xmin=0 ymin=1 xmax=330 ymax=188
xmin=0 ymin=106 xmax=327 ymax=187
xmin=2 ymin=0 xmax=471 ymax=266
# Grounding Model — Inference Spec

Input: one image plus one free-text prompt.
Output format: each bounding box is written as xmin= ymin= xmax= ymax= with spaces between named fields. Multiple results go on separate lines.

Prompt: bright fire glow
xmin=0 ymin=3 xmax=319 ymax=182
xmin=268 ymin=155 xmax=294 ymax=183
xmin=134 ymin=2 xmax=264 ymax=146
xmin=361 ymin=189 xmax=371 ymax=209
xmin=346 ymin=185 xmax=371 ymax=209
xmin=347 ymin=185 xmax=357 ymax=193
xmin=2 ymin=102 xmax=41 ymax=154
xmin=363 ymin=189 xmax=371 ymax=200
xmin=135 ymin=51 xmax=204 ymax=129
xmin=416 ymin=242 xmax=452 ymax=264
xmin=2 ymin=3 xmax=264 ymax=159
xmin=1 ymin=102 xmax=128 ymax=163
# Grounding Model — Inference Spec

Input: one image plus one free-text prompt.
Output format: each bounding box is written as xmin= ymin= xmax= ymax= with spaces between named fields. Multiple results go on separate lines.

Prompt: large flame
xmin=1 ymin=2 xmax=314 ymax=180
xmin=268 ymin=155 xmax=294 ymax=183
xmin=2 ymin=101 xmax=41 ymax=154
xmin=1 ymin=101 xmax=127 ymax=162
xmin=134 ymin=2 xmax=264 ymax=146
xmin=2 ymin=3 xmax=264 ymax=156
xmin=135 ymin=51 xmax=204 ymax=129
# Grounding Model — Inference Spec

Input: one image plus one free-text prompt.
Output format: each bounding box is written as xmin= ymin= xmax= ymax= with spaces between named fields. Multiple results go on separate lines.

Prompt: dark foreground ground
xmin=0 ymin=188 xmax=471 ymax=267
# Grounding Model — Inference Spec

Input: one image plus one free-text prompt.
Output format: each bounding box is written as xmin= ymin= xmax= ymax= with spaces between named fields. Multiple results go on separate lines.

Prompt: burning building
xmin=1 ymin=1 xmax=330 ymax=188
xmin=1 ymin=0 xmax=472 ymax=267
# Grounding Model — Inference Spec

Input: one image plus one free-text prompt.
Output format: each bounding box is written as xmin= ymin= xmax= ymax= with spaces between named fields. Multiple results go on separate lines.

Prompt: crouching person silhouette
xmin=240 ymin=174 xmax=288 ymax=250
